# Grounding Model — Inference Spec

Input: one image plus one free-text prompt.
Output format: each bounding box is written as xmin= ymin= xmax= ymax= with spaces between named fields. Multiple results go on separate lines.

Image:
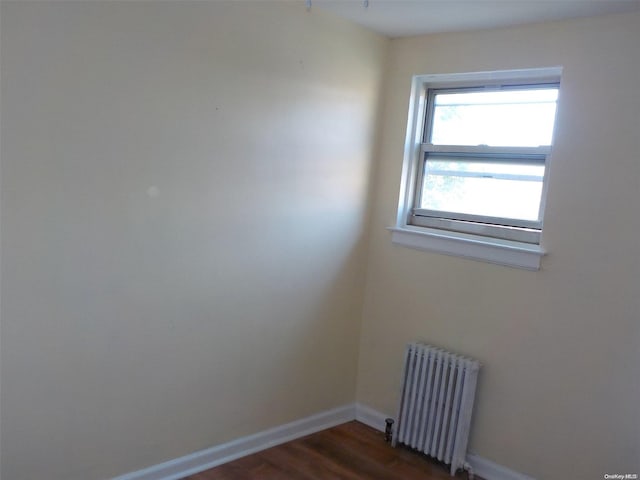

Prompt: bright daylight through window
xmin=392 ymin=69 xmax=561 ymax=269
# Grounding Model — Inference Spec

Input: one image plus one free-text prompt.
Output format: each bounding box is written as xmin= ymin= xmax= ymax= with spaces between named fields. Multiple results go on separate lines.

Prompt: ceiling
xmin=312 ymin=0 xmax=640 ymax=37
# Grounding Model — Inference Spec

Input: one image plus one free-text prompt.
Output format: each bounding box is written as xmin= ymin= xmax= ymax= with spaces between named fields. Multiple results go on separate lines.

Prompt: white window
xmin=391 ymin=68 xmax=561 ymax=270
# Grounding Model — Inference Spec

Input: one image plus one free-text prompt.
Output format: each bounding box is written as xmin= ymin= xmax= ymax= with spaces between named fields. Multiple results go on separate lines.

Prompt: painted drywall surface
xmin=0 ymin=2 xmax=387 ymax=478
xmin=356 ymin=12 xmax=640 ymax=480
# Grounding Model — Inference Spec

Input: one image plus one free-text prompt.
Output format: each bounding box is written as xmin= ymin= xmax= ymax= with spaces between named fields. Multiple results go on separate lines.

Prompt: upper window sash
xmin=423 ymin=83 xmax=560 ymax=147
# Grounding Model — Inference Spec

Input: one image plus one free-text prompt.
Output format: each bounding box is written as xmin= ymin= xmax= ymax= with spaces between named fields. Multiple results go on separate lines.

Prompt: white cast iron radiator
xmin=393 ymin=342 xmax=481 ymax=476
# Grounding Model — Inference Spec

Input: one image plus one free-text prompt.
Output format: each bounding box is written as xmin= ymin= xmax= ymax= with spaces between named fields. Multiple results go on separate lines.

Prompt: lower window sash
xmin=410 ymin=214 xmax=541 ymax=244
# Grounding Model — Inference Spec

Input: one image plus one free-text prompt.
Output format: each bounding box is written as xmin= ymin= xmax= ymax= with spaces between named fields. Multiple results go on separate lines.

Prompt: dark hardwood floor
xmin=184 ymin=421 xmax=473 ymax=480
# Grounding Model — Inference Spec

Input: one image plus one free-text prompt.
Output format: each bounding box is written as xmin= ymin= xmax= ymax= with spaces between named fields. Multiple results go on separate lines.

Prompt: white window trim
xmin=393 ymin=67 xmax=562 ymax=270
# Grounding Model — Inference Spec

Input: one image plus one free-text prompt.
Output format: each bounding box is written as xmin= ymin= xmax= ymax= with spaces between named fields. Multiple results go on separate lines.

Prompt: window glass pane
xmin=430 ymin=88 xmax=558 ymax=147
xmin=421 ymin=158 xmax=544 ymax=221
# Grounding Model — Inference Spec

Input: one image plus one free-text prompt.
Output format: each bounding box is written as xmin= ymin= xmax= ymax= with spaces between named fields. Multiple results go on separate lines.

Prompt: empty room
xmin=0 ymin=1 xmax=638 ymax=479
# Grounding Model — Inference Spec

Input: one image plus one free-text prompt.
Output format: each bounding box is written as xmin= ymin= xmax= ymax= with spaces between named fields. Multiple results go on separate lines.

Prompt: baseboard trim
xmin=112 ymin=404 xmax=356 ymax=480
xmin=466 ymin=453 xmax=536 ymax=480
xmin=354 ymin=402 xmax=390 ymax=432
xmin=113 ymin=402 xmax=534 ymax=480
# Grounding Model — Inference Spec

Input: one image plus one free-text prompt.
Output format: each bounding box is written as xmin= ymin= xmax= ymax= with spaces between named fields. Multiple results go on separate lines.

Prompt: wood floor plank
xmin=183 ymin=421 xmax=473 ymax=479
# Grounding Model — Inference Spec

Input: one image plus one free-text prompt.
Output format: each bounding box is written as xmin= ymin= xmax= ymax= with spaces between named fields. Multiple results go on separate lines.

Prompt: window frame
xmin=391 ymin=68 xmax=562 ymax=270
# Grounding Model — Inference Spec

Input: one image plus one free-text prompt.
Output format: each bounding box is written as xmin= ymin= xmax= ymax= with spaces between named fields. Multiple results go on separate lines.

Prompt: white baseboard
xmin=112 ymin=404 xmax=356 ymax=480
xmin=354 ymin=402 xmax=391 ymax=432
xmin=467 ymin=453 xmax=536 ymax=480
xmin=113 ymin=402 xmax=534 ymax=480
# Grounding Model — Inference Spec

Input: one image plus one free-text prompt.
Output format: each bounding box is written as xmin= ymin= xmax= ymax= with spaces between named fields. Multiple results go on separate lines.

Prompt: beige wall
xmin=0 ymin=2 xmax=387 ymax=478
xmin=2 ymin=3 xmax=639 ymax=480
xmin=357 ymin=12 xmax=640 ymax=480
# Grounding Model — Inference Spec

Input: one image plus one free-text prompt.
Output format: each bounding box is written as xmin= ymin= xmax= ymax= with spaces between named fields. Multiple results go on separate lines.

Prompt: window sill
xmin=388 ymin=226 xmax=545 ymax=270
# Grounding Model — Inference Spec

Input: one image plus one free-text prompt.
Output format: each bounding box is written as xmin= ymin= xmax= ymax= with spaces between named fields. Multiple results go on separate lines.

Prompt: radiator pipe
xmin=384 ymin=418 xmax=394 ymax=443
xmin=463 ymin=461 xmax=475 ymax=480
